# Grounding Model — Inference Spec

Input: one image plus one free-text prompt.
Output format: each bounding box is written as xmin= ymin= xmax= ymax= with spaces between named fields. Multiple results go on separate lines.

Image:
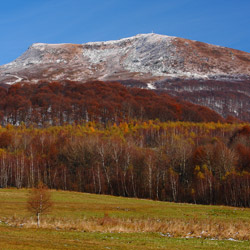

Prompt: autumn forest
xmin=0 ymin=81 xmax=249 ymax=207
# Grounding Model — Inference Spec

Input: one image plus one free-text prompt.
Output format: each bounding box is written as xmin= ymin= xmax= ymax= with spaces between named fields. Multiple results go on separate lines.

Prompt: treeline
xmin=0 ymin=81 xmax=223 ymax=126
xmin=0 ymin=121 xmax=249 ymax=207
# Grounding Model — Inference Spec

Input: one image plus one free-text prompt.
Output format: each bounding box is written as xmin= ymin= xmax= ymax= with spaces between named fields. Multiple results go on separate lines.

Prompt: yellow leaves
xmin=119 ymin=122 xmax=129 ymax=133
xmin=224 ymin=170 xmax=250 ymax=179
xmin=6 ymin=124 xmax=14 ymax=130
xmin=225 ymin=171 xmax=233 ymax=177
xmin=173 ymin=134 xmax=181 ymax=141
xmin=169 ymin=167 xmax=178 ymax=177
xmin=187 ymin=138 xmax=195 ymax=145
xmin=195 ymin=165 xmax=211 ymax=179
xmin=20 ymin=122 xmax=27 ymax=130
xmin=0 ymin=148 xmax=7 ymax=156
xmin=197 ymin=171 xmax=205 ymax=179
xmin=190 ymin=132 xmax=196 ymax=138
xmin=202 ymin=164 xmax=209 ymax=172
xmin=89 ymin=126 xmax=95 ymax=133
xmin=87 ymin=121 xmax=96 ymax=128
xmin=242 ymin=171 xmax=250 ymax=177
xmin=194 ymin=165 xmax=200 ymax=172
xmin=148 ymin=120 xmax=153 ymax=126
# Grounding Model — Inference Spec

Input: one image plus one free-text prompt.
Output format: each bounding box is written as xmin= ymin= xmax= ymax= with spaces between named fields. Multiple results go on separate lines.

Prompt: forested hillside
xmin=155 ymin=78 xmax=250 ymax=121
xmin=0 ymin=81 xmax=223 ymax=126
xmin=0 ymin=121 xmax=249 ymax=207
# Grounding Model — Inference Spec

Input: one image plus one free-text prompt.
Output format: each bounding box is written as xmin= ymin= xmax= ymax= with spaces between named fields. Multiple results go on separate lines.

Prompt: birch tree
xmin=27 ymin=182 xmax=53 ymax=227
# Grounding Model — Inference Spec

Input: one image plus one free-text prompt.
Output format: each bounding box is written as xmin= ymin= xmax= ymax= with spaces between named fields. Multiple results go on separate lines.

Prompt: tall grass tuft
xmin=2 ymin=215 xmax=249 ymax=241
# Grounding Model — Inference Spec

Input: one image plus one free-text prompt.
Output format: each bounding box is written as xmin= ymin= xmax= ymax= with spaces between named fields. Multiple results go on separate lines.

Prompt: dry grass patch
xmin=2 ymin=214 xmax=249 ymax=241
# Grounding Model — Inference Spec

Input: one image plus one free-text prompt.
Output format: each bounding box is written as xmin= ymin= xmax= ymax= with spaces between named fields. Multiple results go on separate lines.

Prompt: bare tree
xmin=27 ymin=182 xmax=53 ymax=227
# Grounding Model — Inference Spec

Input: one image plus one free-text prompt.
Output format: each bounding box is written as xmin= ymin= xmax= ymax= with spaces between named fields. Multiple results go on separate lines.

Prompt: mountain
xmin=1 ymin=33 xmax=249 ymax=84
xmin=0 ymin=33 xmax=250 ymax=120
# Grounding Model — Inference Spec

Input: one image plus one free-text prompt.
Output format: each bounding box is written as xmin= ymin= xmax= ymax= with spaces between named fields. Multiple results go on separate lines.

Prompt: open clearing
xmin=0 ymin=189 xmax=249 ymax=250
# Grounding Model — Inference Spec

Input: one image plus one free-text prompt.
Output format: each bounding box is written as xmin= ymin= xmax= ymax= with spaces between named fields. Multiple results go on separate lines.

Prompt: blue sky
xmin=0 ymin=0 xmax=249 ymax=65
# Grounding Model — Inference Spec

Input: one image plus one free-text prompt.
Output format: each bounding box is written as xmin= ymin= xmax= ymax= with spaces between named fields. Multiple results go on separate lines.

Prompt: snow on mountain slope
xmin=0 ymin=33 xmax=250 ymax=121
xmin=0 ymin=33 xmax=249 ymax=85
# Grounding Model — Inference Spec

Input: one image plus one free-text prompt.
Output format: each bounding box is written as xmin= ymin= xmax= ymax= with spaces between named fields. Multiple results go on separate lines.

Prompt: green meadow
xmin=0 ymin=189 xmax=249 ymax=250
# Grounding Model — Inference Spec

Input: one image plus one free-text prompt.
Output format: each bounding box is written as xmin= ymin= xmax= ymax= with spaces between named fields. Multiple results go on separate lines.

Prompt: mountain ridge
xmin=1 ymin=33 xmax=249 ymax=85
xmin=0 ymin=33 xmax=250 ymax=120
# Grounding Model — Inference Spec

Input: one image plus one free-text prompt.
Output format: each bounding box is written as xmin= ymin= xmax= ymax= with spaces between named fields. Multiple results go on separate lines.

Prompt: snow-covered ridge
xmin=0 ymin=33 xmax=249 ymax=85
xmin=83 ymin=33 xmax=176 ymax=46
xmin=30 ymin=43 xmax=76 ymax=48
xmin=0 ymin=33 xmax=249 ymax=121
xmin=28 ymin=34 xmax=175 ymax=50
xmin=82 ymin=33 xmax=178 ymax=77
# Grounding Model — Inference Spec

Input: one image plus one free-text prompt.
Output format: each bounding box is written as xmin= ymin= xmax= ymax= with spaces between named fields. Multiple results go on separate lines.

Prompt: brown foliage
xmin=0 ymin=81 xmax=224 ymax=126
xmin=27 ymin=182 xmax=53 ymax=226
xmin=0 ymin=121 xmax=249 ymax=207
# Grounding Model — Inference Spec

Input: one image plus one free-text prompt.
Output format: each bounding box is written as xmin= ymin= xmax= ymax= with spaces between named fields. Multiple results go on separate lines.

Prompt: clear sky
xmin=0 ymin=0 xmax=249 ymax=65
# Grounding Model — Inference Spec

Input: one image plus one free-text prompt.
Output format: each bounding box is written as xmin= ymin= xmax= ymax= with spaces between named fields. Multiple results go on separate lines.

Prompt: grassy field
xmin=1 ymin=228 xmax=250 ymax=250
xmin=0 ymin=188 xmax=249 ymax=250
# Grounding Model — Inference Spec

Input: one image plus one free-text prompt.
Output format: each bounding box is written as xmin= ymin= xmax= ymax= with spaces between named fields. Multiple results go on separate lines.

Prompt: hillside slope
xmin=1 ymin=33 xmax=249 ymax=84
xmin=0 ymin=81 xmax=224 ymax=126
xmin=0 ymin=33 xmax=250 ymax=120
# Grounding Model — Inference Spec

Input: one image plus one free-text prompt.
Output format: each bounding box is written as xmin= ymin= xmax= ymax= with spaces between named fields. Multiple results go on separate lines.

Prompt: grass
xmin=1 ymin=189 xmax=249 ymax=220
xmin=0 ymin=227 xmax=250 ymax=250
xmin=0 ymin=188 xmax=250 ymax=250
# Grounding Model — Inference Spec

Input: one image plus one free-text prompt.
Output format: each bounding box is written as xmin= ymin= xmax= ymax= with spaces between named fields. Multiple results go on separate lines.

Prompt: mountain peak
xmin=0 ymin=33 xmax=249 ymax=85
xmin=83 ymin=33 xmax=175 ymax=46
xmin=0 ymin=34 xmax=250 ymax=121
